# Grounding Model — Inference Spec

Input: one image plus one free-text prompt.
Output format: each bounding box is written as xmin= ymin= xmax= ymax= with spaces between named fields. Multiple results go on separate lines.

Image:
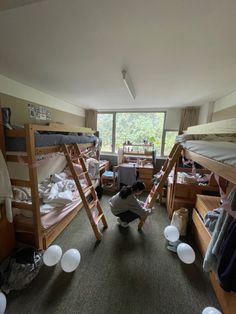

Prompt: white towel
xmin=0 ymin=150 xmax=13 ymax=222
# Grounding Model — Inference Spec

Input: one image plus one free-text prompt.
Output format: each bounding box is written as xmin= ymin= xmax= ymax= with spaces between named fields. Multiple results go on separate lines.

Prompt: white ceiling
xmin=1 ymin=0 xmax=236 ymax=111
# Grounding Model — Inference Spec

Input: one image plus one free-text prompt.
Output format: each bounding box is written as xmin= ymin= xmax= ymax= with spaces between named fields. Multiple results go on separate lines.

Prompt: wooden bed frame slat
xmin=12 ymin=201 xmax=32 ymax=211
xmin=35 ymin=143 xmax=93 ymax=155
xmin=11 ymin=179 xmax=31 ymax=187
xmin=25 ymin=125 xmax=43 ymax=248
xmin=6 ymin=155 xmax=29 ymax=163
xmin=30 ymin=123 xmax=95 ymax=134
xmin=5 ymin=129 xmax=26 ymax=137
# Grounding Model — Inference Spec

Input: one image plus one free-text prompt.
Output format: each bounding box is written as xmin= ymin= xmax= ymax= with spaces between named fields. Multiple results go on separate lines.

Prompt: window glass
xmin=164 ymin=131 xmax=178 ymax=156
xmin=97 ymin=113 xmax=113 ymax=152
xmin=115 ymin=112 xmax=165 ymax=155
xmin=97 ymin=112 xmax=165 ymax=155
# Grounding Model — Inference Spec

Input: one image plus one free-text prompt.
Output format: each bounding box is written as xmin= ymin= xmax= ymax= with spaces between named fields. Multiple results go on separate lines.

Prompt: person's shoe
xmin=117 ymin=218 xmax=129 ymax=228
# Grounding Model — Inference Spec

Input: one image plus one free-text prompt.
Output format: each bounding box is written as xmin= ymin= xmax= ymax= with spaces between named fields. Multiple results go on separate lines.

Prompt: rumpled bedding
xmin=13 ymin=171 xmax=88 ymax=217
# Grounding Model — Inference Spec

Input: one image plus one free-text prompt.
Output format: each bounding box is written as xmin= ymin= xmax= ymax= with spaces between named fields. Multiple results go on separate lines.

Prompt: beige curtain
xmin=85 ymin=110 xmax=97 ymax=130
xmin=178 ymin=107 xmax=199 ymax=134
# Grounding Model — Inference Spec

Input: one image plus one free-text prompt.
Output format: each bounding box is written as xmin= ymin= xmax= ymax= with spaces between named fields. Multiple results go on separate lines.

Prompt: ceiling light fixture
xmin=122 ymin=70 xmax=136 ymax=100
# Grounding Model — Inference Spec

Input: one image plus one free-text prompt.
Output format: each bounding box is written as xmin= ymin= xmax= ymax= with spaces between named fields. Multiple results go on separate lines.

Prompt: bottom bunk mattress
xmin=14 ymin=198 xmax=82 ymax=232
xmin=182 ymin=141 xmax=236 ymax=167
xmin=13 ymin=179 xmax=99 ymax=232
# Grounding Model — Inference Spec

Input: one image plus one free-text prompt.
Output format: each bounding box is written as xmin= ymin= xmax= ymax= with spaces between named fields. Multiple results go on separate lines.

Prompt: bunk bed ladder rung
xmin=138 ymin=143 xmax=183 ymax=229
xmin=62 ymin=143 xmax=108 ymax=241
xmin=83 ymin=185 xmax=93 ymax=194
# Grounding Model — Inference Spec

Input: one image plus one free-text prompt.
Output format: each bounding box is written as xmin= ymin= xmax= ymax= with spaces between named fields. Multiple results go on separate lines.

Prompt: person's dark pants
xmin=116 ymin=211 xmax=140 ymax=223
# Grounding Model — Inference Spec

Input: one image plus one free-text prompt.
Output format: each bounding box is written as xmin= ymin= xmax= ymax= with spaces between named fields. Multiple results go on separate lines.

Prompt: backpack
xmin=0 ymin=247 xmax=43 ymax=293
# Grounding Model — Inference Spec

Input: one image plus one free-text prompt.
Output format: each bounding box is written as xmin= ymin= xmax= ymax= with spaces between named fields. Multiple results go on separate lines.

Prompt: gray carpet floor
xmin=6 ymin=194 xmax=220 ymax=314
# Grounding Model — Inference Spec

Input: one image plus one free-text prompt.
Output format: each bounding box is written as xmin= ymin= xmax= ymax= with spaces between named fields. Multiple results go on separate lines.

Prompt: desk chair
xmin=101 ymin=165 xmax=119 ymax=191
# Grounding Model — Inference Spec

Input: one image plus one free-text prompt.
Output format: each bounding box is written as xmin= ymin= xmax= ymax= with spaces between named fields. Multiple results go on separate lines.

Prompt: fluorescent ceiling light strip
xmin=122 ymin=70 xmax=136 ymax=100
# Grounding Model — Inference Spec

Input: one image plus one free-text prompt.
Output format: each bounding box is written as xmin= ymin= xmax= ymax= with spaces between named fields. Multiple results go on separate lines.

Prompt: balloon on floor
xmin=61 ymin=249 xmax=81 ymax=272
xmin=0 ymin=292 xmax=6 ymax=314
xmin=43 ymin=245 xmax=62 ymax=266
xmin=177 ymin=243 xmax=195 ymax=264
xmin=164 ymin=225 xmax=180 ymax=242
xmin=202 ymin=306 xmax=222 ymax=314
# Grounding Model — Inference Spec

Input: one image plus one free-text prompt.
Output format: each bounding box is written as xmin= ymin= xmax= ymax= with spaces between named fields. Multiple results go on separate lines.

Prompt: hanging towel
xmin=0 ymin=149 xmax=13 ymax=222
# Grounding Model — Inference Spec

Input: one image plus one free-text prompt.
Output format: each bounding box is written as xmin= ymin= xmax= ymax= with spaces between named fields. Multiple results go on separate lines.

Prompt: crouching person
xmin=109 ymin=181 xmax=152 ymax=227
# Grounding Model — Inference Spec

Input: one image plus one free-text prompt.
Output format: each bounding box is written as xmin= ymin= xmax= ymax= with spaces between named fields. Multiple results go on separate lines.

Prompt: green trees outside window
xmin=97 ymin=112 xmax=165 ymax=155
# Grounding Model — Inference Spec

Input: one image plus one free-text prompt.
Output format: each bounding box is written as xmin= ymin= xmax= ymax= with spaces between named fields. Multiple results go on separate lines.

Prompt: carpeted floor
xmin=6 ymin=194 xmax=220 ymax=314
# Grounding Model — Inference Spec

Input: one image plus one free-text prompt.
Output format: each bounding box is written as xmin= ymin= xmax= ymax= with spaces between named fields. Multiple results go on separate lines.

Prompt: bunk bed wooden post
xmin=24 ymin=124 xmax=42 ymax=248
xmin=167 ymin=162 xmax=178 ymax=218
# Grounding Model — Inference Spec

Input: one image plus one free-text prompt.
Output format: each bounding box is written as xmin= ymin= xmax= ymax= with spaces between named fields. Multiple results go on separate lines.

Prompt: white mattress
xmin=183 ymin=141 xmax=236 ymax=167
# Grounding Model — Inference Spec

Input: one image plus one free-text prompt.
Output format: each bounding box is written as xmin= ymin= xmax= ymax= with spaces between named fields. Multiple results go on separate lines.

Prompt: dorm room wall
xmin=0 ymin=93 xmax=85 ymax=126
xmin=212 ymin=104 xmax=236 ymax=122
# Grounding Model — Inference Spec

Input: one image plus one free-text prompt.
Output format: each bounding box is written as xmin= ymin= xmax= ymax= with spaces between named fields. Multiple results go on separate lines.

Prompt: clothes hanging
xmin=217 ymin=220 xmax=236 ymax=292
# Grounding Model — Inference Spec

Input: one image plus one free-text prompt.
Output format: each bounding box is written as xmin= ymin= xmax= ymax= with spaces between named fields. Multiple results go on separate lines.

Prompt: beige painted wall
xmin=0 ymin=93 xmax=85 ymax=126
xmin=212 ymin=104 xmax=236 ymax=121
xmin=165 ymin=108 xmax=181 ymax=130
xmin=198 ymin=103 xmax=214 ymax=124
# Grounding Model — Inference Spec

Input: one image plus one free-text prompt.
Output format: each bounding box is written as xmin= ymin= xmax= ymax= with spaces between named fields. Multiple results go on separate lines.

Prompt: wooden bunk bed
xmin=140 ymin=118 xmax=236 ymax=313
xmin=177 ymin=118 xmax=236 ymax=314
xmin=0 ymin=106 xmax=106 ymax=250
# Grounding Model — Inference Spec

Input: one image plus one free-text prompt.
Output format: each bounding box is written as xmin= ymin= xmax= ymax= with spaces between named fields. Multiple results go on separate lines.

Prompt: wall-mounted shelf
xmin=123 ymin=143 xmax=154 ymax=158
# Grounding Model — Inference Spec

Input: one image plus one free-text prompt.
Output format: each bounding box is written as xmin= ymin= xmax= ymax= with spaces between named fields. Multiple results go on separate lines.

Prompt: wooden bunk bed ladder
xmin=138 ymin=143 xmax=183 ymax=229
xmin=62 ymin=144 xmax=108 ymax=241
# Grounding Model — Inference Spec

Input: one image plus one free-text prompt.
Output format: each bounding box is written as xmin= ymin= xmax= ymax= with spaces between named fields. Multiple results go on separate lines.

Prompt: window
xmin=97 ymin=113 xmax=113 ymax=152
xmin=97 ymin=112 xmax=165 ymax=155
xmin=163 ymin=130 xmax=178 ymax=156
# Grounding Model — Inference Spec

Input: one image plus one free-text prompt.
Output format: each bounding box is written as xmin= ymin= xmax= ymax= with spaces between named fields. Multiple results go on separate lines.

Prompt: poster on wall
xmin=28 ymin=104 xmax=52 ymax=121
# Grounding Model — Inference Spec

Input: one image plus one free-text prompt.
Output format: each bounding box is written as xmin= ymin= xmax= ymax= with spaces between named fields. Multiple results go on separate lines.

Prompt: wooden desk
xmin=166 ymin=174 xmax=219 ymax=218
xmin=119 ymin=163 xmax=154 ymax=191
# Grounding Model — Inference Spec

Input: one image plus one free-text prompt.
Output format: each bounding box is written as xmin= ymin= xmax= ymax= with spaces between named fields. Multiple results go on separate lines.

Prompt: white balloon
xmin=202 ymin=306 xmax=222 ymax=314
xmin=164 ymin=225 xmax=180 ymax=242
xmin=177 ymin=243 xmax=195 ymax=264
xmin=43 ymin=245 xmax=62 ymax=266
xmin=0 ymin=292 xmax=6 ymax=314
xmin=61 ymin=249 xmax=81 ymax=273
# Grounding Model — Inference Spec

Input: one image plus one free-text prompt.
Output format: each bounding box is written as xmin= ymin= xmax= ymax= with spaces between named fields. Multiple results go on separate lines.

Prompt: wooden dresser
xmin=193 ymin=195 xmax=236 ymax=314
xmin=137 ymin=164 xmax=154 ymax=191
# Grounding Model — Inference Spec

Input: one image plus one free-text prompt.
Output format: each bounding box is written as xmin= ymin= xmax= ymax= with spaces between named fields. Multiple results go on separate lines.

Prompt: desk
xmin=166 ymin=174 xmax=220 ymax=218
xmin=118 ymin=163 xmax=154 ymax=191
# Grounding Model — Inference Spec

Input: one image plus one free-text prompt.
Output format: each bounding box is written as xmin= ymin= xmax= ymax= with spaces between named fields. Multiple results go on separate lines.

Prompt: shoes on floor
xmin=117 ymin=218 xmax=129 ymax=228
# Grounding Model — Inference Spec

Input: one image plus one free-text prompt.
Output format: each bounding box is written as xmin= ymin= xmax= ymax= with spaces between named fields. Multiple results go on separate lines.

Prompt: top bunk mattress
xmin=182 ymin=141 xmax=236 ymax=167
xmin=5 ymin=133 xmax=98 ymax=152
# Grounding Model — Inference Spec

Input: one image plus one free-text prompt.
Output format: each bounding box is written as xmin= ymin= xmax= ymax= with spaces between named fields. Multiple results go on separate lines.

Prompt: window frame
xmin=97 ymin=111 xmax=167 ymax=156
